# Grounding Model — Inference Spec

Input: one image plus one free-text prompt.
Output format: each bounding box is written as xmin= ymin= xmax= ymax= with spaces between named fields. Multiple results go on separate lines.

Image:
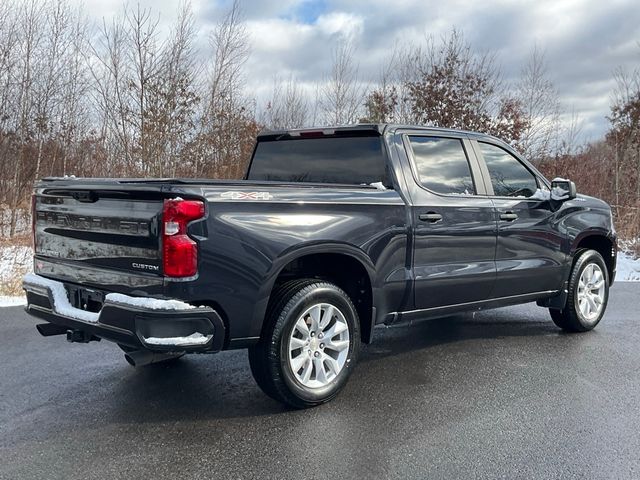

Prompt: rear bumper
xmin=22 ymin=273 xmax=225 ymax=353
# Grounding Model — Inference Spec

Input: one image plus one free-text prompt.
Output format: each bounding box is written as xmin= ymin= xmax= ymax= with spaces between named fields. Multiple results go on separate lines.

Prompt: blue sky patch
xmin=291 ymin=0 xmax=328 ymax=24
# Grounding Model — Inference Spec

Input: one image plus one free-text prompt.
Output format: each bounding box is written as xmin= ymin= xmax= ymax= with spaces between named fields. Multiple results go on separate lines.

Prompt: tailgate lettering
xmin=36 ymin=211 xmax=149 ymax=235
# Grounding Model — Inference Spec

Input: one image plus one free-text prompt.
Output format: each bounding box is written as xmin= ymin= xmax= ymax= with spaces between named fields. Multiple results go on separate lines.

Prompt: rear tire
xmin=549 ymin=249 xmax=609 ymax=332
xmin=248 ymin=279 xmax=360 ymax=408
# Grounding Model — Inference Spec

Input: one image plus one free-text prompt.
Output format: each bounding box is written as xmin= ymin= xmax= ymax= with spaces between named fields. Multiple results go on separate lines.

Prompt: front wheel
xmin=248 ymin=279 xmax=360 ymax=408
xmin=550 ymin=249 xmax=609 ymax=332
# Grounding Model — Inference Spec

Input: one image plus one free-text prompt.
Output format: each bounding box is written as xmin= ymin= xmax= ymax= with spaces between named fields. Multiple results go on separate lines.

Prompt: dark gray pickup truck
xmin=23 ymin=124 xmax=617 ymax=407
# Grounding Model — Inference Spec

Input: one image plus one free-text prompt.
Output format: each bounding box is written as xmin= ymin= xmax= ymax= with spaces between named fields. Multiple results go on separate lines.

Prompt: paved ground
xmin=1 ymin=284 xmax=639 ymax=479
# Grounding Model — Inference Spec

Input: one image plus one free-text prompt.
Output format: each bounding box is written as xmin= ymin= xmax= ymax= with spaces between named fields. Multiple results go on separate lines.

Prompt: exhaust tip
xmin=124 ymin=353 xmax=136 ymax=367
xmin=124 ymin=350 xmax=184 ymax=367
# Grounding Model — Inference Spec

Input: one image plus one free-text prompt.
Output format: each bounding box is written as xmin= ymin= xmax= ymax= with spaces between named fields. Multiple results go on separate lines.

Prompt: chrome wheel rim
xmin=576 ymin=263 xmax=605 ymax=322
xmin=287 ymin=303 xmax=350 ymax=389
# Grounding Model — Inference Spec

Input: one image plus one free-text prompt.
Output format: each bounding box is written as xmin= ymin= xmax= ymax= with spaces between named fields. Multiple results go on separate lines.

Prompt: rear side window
xmin=247 ymin=136 xmax=389 ymax=186
xmin=408 ymin=136 xmax=476 ymax=195
xmin=478 ymin=142 xmax=538 ymax=197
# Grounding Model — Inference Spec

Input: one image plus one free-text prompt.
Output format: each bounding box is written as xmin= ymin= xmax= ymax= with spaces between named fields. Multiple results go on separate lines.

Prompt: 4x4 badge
xmin=221 ymin=191 xmax=273 ymax=200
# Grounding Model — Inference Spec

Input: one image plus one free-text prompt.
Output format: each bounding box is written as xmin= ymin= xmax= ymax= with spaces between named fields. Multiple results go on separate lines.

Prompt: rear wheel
xmin=248 ymin=279 xmax=360 ymax=408
xmin=549 ymin=249 xmax=609 ymax=332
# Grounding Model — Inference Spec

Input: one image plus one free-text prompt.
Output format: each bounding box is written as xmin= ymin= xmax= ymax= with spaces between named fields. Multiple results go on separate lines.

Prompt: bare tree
xmin=363 ymin=48 xmax=400 ymax=123
xmin=56 ymin=6 xmax=91 ymax=177
xmin=191 ymin=0 xmax=258 ymax=179
xmin=8 ymin=0 xmax=46 ymax=236
xmin=89 ymin=12 xmax=134 ymax=172
xmin=363 ymin=43 xmax=424 ymax=124
xmin=556 ymin=109 xmax=584 ymax=158
xmin=607 ymin=65 xmax=640 ymax=206
xmin=407 ymin=30 xmax=509 ymax=134
xmin=261 ymin=75 xmax=309 ymax=129
xmin=516 ymin=46 xmax=561 ymax=162
xmin=0 ymin=0 xmax=93 ymax=235
xmin=320 ymin=38 xmax=364 ymax=125
xmin=89 ymin=2 xmax=200 ymax=177
xmin=144 ymin=3 xmax=199 ymax=177
xmin=126 ymin=5 xmax=162 ymax=171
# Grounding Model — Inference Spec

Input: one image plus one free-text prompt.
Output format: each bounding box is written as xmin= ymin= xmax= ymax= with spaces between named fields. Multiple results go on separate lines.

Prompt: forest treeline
xmin=0 ymin=0 xmax=638 ymax=242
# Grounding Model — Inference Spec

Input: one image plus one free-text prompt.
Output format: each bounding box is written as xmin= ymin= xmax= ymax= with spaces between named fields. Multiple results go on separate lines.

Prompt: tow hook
xmin=66 ymin=329 xmax=101 ymax=343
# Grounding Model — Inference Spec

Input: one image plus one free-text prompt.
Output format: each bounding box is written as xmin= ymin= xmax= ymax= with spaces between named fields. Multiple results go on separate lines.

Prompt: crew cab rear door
xmin=399 ymin=131 xmax=497 ymax=310
xmin=470 ymin=139 xmax=565 ymax=297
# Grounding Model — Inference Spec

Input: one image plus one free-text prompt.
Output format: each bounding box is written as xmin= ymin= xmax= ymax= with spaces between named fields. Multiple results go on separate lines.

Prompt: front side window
xmin=478 ymin=142 xmax=538 ymax=197
xmin=408 ymin=136 xmax=476 ymax=195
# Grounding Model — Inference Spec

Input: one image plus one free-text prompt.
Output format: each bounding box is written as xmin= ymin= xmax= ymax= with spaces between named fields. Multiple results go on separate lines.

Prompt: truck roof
xmin=257 ymin=123 xmax=498 ymax=142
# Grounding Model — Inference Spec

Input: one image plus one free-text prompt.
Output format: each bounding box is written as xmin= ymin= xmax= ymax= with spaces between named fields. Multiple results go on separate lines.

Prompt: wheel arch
xmin=252 ymin=243 xmax=378 ymax=345
xmin=571 ymin=231 xmax=615 ymax=284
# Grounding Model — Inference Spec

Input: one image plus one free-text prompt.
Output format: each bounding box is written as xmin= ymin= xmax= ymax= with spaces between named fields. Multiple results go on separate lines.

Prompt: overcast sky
xmin=79 ymin=0 xmax=640 ymax=141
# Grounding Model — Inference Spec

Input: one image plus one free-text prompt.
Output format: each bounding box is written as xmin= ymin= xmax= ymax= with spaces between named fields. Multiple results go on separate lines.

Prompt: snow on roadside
xmin=0 ymin=245 xmax=32 ymax=306
xmin=0 ymin=295 xmax=27 ymax=306
xmin=616 ymin=250 xmax=640 ymax=282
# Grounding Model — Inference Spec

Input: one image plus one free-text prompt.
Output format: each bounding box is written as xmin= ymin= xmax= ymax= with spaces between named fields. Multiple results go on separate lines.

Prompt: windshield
xmin=246 ymin=135 xmax=389 ymax=186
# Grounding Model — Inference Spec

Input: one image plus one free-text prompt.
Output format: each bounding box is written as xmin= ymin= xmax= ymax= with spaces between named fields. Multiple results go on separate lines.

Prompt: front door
xmin=402 ymin=134 xmax=497 ymax=309
xmin=472 ymin=140 xmax=566 ymax=298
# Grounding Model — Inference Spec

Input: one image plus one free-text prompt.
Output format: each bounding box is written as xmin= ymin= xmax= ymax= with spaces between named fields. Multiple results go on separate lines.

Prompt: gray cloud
xmin=39 ymin=0 xmax=640 ymax=140
xmin=238 ymin=0 xmax=640 ymax=140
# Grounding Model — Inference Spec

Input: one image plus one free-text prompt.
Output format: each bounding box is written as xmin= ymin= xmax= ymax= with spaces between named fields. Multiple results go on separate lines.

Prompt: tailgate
xmin=34 ymin=186 xmax=164 ymax=285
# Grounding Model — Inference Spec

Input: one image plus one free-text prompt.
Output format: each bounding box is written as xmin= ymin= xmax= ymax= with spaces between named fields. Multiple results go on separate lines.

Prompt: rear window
xmin=247 ymin=136 xmax=389 ymax=186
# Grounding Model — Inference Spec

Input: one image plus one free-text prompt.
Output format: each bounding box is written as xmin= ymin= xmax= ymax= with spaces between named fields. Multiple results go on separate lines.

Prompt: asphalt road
xmin=1 ymin=284 xmax=639 ymax=480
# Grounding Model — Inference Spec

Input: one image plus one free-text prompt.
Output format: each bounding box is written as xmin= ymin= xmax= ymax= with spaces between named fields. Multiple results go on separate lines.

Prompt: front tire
xmin=248 ymin=279 xmax=360 ymax=408
xmin=550 ymin=249 xmax=609 ymax=332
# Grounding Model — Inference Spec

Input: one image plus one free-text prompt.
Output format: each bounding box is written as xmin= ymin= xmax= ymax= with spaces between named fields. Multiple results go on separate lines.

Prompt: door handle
xmin=419 ymin=212 xmax=443 ymax=223
xmin=499 ymin=211 xmax=518 ymax=221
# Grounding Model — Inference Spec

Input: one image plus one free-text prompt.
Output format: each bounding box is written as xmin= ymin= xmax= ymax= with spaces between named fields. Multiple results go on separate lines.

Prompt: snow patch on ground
xmin=0 ymin=245 xmax=32 ymax=278
xmin=0 ymin=245 xmax=32 ymax=305
xmin=617 ymin=250 xmax=640 ymax=282
xmin=0 ymin=295 xmax=26 ymax=307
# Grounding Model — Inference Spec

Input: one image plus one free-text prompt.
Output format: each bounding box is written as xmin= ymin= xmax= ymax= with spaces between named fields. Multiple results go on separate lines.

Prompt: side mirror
xmin=551 ymin=178 xmax=577 ymax=201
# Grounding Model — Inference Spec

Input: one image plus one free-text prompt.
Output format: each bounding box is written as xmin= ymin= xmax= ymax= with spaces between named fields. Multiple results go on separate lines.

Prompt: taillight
xmin=162 ymin=199 xmax=205 ymax=278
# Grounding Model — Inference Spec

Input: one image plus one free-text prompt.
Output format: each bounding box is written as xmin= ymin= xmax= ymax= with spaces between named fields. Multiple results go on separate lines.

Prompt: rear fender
xmin=249 ymin=242 xmax=378 ymax=342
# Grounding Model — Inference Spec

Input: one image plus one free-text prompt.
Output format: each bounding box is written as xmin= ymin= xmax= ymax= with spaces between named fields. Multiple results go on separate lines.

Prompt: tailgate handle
xmin=72 ymin=191 xmax=98 ymax=203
